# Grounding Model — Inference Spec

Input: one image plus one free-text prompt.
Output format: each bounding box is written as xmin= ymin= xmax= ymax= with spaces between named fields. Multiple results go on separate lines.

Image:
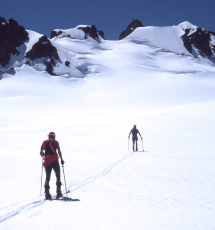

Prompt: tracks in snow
xmin=0 ymin=199 xmax=45 ymax=223
xmin=0 ymin=151 xmax=134 ymax=224
xmin=70 ymin=151 xmax=135 ymax=192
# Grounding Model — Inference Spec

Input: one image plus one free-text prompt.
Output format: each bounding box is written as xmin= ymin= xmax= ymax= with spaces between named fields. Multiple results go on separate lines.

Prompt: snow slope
xmin=125 ymin=25 xmax=190 ymax=55
xmin=0 ymin=28 xmax=215 ymax=230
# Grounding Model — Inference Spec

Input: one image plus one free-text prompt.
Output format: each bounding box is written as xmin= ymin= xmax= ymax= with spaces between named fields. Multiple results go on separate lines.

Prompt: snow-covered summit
xmin=125 ymin=25 xmax=190 ymax=55
xmin=177 ymin=21 xmax=198 ymax=37
xmin=177 ymin=21 xmax=198 ymax=30
xmin=123 ymin=20 xmax=215 ymax=60
xmin=51 ymin=27 xmax=87 ymax=40
xmin=50 ymin=25 xmax=105 ymax=42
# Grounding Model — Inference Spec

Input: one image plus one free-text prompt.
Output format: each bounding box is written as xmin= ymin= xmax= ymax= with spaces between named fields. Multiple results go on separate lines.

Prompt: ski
xmin=133 ymin=150 xmax=149 ymax=152
xmin=50 ymin=196 xmax=73 ymax=201
xmin=45 ymin=189 xmax=71 ymax=201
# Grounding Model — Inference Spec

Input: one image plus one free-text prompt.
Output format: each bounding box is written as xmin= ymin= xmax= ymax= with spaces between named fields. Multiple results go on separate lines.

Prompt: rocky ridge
xmin=0 ymin=17 xmax=215 ymax=78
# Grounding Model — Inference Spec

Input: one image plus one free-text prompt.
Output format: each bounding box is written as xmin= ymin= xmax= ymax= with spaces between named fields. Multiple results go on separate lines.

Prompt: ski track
xmin=0 ymin=200 xmax=44 ymax=224
xmin=0 ymin=151 xmax=134 ymax=224
xmin=69 ymin=151 xmax=135 ymax=192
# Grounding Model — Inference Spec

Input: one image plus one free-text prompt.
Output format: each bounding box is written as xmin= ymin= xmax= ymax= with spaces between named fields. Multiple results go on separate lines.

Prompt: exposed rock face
xmin=44 ymin=59 xmax=55 ymax=75
xmin=50 ymin=30 xmax=62 ymax=39
xmin=98 ymin=30 xmax=105 ymax=40
xmin=0 ymin=17 xmax=29 ymax=67
xmin=0 ymin=18 xmax=105 ymax=77
xmin=25 ymin=35 xmax=60 ymax=75
xmin=50 ymin=25 xmax=105 ymax=41
xmin=26 ymin=35 xmax=59 ymax=60
xmin=119 ymin=19 xmax=144 ymax=40
xmin=181 ymin=28 xmax=215 ymax=58
xmin=77 ymin=25 xmax=105 ymax=41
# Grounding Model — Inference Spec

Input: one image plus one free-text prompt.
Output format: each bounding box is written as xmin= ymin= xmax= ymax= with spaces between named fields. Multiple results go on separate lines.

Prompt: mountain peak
xmin=177 ymin=21 xmax=197 ymax=30
xmin=119 ymin=19 xmax=144 ymax=40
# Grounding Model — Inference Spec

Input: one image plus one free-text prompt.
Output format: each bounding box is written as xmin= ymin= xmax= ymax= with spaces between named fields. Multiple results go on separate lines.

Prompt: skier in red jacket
xmin=40 ymin=132 xmax=65 ymax=199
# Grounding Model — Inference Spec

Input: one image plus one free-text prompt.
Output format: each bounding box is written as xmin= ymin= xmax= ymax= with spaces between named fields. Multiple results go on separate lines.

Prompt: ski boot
xmin=44 ymin=185 xmax=52 ymax=200
xmin=56 ymin=182 xmax=63 ymax=198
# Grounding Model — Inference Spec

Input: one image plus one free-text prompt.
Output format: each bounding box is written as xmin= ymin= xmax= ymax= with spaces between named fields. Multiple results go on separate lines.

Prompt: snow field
xmin=0 ymin=30 xmax=215 ymax=229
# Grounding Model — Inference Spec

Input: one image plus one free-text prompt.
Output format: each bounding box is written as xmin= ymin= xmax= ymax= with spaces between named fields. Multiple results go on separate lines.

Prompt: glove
xmin=61 ymin=159 xmax=65 ymax=165
xmin=40 ymin=153 xmax=45 ymax=158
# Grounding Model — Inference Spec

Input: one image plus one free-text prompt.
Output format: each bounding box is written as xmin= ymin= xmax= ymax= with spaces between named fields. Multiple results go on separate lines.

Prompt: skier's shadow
xmin=57 ymin=197 xmax=80 ymax=202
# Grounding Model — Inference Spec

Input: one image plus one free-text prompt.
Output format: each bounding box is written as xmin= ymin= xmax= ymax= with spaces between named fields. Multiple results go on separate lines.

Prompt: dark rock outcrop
xmin=0 ymin=17 xmax=29 ymax=67
xmin=181 ymin=27 xmax=215 ymax=58
xmin=50 ymin=25 xmax=105 ymax=41
xmin=25 ymin=35 xmax=60 ymax=75
xmin=44 ymin=60 xmax=55 ymax=75
xmin=78 ymin=25 xmax=98 ymax=39
xmin=50 ymin=30 xmax=62 ymax=39
xmin=77 ymin=25 xmax=105 ymax=41
xmin=181 ymin=29 xmax=193 ymax=53
xmin=119 ymin=19 xmax=144 ymax=40
xmin=65 ymin=61 xmax=70 ymax=67
xmin=98 ymin=30 xmax=105 ymax=40
xmin=25 ymin=35 xmax=59 ymax=60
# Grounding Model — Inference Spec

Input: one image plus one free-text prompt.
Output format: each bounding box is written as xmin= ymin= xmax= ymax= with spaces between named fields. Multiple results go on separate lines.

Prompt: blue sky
xmin=1 ymin=0 xmax=215 ymax=40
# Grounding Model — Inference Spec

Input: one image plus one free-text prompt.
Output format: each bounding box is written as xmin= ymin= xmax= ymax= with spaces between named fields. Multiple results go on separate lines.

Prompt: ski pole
xmin=40 ymin=158 xmax=43 ymax=195
xmin=141 ymin=138 xmax=144 ymax=151
xmin=62 ymin=164 xmax=68 ymax=197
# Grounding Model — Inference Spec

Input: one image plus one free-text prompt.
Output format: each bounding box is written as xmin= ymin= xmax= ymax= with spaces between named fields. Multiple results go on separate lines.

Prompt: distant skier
xmin=40 ymin=132 xmax=65 ymax=200
xmin=128 ymin=125 xmax=143 ymax=151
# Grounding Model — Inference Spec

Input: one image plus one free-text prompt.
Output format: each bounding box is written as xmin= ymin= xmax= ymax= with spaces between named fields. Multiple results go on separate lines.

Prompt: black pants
xmin=45 ymin=161 xmax=61 ymax=181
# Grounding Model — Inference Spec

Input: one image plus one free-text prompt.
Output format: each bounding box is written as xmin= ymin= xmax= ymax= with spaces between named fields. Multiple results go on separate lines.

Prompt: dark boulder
xmin=119 ymin=19 xmax=144 ymax=40
xmin=65 ymin=61 xmax=70 ymax=67
xmin=0 ymin=17 xmax=29 ymax=67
